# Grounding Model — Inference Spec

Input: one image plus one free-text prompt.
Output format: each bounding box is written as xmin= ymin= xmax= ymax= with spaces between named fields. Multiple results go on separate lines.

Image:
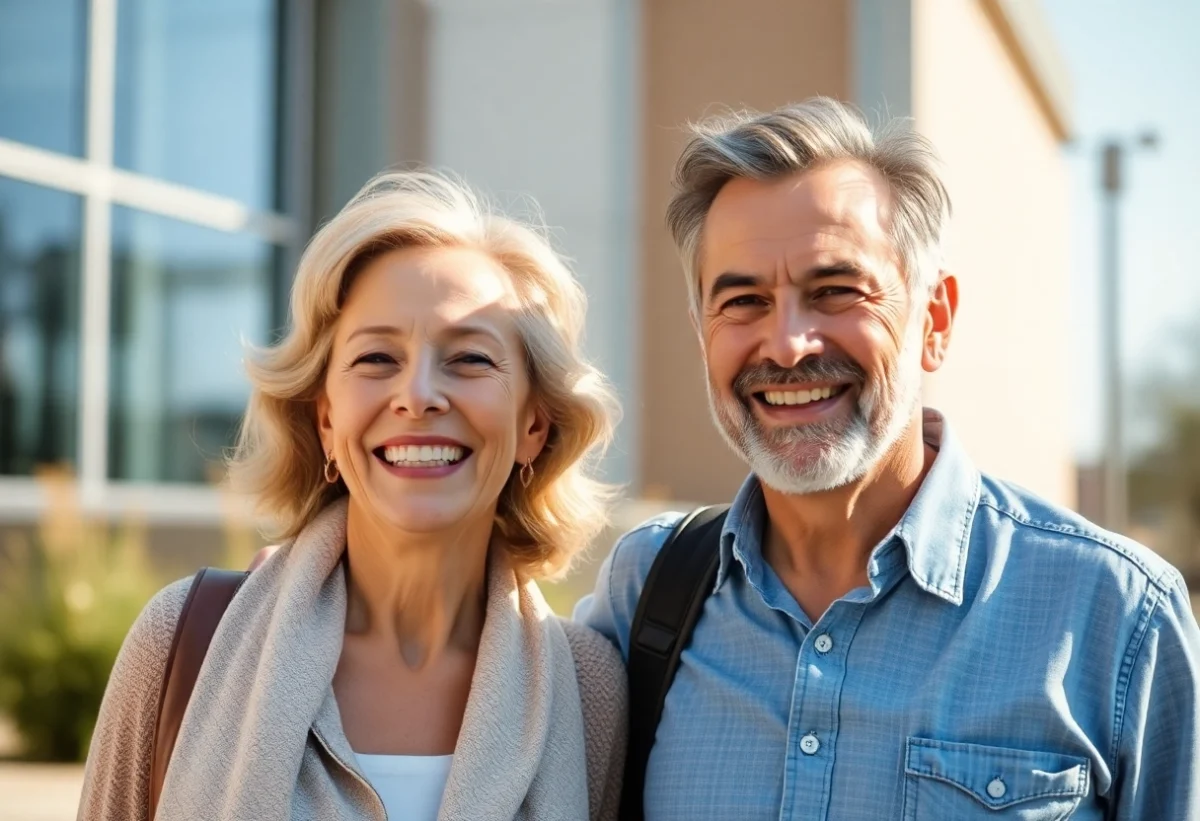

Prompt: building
xmin=0 ymin=0 xmax=1074 ymax=569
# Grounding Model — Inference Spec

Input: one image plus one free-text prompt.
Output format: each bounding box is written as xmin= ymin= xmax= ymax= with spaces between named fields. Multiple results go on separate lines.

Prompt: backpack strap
xmin=620 ymin=504 xmax=729 ymax=821
xmin=149 ymin=567 xmax=248 ymax=820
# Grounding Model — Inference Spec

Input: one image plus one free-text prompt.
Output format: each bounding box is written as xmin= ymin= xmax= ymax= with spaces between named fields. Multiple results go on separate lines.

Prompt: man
xmin=574 ymin=98 xmax=1200 ymax=819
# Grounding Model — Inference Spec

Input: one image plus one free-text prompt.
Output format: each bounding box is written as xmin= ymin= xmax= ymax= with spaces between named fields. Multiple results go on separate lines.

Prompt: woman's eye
xmin=455 ymin=352 xmax=495 ymax=367
xmin=352 ymin=352 xmax=396 ymax=366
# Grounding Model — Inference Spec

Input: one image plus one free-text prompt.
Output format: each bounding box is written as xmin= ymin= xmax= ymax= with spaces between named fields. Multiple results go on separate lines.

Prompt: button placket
xmin=781 ymin=603 xmax=867 ymax=820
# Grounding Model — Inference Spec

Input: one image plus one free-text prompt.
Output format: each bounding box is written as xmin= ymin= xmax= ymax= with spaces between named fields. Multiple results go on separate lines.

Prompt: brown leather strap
xmin=149 ymin=568 xmax=248 ymax=819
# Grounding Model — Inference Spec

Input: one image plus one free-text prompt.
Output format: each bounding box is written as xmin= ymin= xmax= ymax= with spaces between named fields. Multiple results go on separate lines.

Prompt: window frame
xmin=0 ymin=0 xmax=313 ymax=523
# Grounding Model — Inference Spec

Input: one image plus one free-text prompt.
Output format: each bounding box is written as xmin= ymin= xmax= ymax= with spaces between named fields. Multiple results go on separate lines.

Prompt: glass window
xmin=0 ymin=177 xmax=83 ymax=476
xmin=109 ymin=208 xmax=276 ymax=483
xmin=0 ymin=0 xmax=89 ymax=156
xmin=114 ymin=0 xmax=282 ymax=210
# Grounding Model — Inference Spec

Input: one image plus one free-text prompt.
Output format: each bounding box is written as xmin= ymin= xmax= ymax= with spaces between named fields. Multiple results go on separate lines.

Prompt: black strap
xmin=620 ymin=505 xmax=729 ymax=821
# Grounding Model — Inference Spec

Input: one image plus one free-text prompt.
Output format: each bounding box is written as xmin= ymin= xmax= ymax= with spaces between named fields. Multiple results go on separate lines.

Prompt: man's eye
xmin=814 ymin=286 xmax=857 ymax=298
xmin=722 ymin=295 xmax=767 ymax=310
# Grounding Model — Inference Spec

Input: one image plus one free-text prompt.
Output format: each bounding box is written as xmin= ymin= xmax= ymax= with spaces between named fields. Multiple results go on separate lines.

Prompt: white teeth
xmin=762 ymin=386 xmax=841 ymax=406
xmin=382 ymin=445 xmax=465 ymax=466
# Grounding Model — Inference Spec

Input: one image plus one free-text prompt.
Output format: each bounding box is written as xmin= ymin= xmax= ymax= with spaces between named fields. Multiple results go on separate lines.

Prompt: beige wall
xmin=913 ymin=0 xmax=1075 ymax=505
xmin=425 ymin=0 xmax=641 ymax=485
xmin=638 ymin=0 xmax=852 ymax=504
xmin=636 ymin=0 xmax=1074 ymax=508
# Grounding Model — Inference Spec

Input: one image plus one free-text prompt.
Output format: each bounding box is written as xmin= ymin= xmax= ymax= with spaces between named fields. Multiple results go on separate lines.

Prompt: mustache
xmin=734 ymin=355 xmax=867 ymax=397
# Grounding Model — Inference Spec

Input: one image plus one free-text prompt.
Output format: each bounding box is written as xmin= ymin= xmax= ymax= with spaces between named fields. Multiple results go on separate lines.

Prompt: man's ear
xmin=921 ymin=271 xmax=958 ymax=373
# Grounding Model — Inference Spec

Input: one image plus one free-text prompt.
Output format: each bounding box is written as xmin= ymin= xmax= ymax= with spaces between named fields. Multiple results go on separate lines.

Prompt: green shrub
xmin=0 ymin=498 xmax=158 ymax=762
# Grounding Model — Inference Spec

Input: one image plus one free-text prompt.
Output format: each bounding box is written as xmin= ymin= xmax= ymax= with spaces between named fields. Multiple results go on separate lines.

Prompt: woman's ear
xmin=315 ymin=390 xmax=334 ymax=456
xmin=518 ymin=403 xmax=551 ymax=465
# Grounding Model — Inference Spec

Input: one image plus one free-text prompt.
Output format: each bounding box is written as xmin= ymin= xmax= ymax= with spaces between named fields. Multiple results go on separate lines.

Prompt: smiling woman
xmin=77 ymin=170 xmax=628 ymax=821
xmin=233 ymin=172 xmax=619 ymax=577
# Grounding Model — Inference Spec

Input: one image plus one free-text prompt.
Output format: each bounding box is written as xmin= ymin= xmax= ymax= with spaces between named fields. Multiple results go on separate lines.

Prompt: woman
xmin=78 ymin=170 xmax=627 ymax=820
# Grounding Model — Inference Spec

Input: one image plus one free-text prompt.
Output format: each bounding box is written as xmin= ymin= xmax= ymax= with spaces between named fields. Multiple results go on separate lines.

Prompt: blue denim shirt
xmin=575 ymin=411 xmax=1200 ymax=820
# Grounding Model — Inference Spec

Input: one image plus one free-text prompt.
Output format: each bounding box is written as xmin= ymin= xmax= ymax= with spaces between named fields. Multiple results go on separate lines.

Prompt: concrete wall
xmin=312 ymin=0 xmax=642 ymax=484
xmin=637 ymin=0 xmax=852 ymax=504
xmin=424 ymin=0 xmax=641 ymax=485
xmin=912 ymin=0 xmax=1075 ymax=505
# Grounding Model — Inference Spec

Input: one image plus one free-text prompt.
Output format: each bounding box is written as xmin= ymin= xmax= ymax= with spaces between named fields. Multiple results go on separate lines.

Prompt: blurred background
xmin=1 ymin=0 xmax=1198 ymax=816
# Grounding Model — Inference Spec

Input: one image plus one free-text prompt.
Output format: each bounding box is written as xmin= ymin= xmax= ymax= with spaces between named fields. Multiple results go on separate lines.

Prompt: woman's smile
xmin=373 ymin=435 xmax=473 ymax=479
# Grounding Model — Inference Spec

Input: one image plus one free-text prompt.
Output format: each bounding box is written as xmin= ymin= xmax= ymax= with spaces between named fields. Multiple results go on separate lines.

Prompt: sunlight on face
xmin=317 ymin=246 xmax=544 ymax=537
xmin=697 ymin=163 xmax=925 ymax=494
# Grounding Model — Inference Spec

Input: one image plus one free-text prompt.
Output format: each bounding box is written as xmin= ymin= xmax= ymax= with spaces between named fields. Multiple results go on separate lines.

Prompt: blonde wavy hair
xmin=227 ymin=169 xmax=619 ymax=579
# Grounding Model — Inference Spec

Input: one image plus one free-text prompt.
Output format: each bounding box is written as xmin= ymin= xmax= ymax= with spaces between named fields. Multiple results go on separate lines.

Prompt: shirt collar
xmin=714 ymin=473 xmax=767 ymax=593
xmin=714 ymin=408 xmax=981 ymax=605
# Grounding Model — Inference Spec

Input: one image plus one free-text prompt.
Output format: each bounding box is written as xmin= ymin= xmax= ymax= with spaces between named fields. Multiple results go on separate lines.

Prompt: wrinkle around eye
xmin=353 ymin=352 xmax=398 ymax=365
xmin=342 ymin=351 xmax=401 ymax=372
xmin=453 ymin=352 xmax=497 ymax=367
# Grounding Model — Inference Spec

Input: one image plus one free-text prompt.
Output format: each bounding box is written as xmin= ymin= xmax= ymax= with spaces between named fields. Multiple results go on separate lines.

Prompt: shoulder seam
xmin=1110 ymin=581 xmax=1164 ymax=770
xmin=976 ymin=499 xmax=1179 ymax=594
xmin=605 ymin=514 xmax=681 ymax=624
xmin=620 ymin=515 xmax=680 ymax=538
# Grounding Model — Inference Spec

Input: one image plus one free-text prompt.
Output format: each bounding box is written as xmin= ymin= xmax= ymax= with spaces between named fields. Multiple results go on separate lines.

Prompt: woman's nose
xmin=390 ymin=356 xmax=449 ymax=418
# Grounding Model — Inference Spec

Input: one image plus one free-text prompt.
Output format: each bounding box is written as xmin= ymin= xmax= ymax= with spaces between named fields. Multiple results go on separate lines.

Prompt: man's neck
xmin=760 ymin=419 xmax=935 ymax=622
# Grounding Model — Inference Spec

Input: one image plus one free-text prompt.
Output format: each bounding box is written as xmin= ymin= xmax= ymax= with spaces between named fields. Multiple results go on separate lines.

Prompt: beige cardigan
xmin=77 ymin=501 xmax=626 ymax=821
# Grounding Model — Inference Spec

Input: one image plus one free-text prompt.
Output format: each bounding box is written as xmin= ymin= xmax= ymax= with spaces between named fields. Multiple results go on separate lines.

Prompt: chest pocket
xmin=903 ymin=737 xmax=1090 ymax=820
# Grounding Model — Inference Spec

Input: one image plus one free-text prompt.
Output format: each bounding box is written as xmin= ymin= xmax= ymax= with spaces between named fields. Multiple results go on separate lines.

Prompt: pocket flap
xmin=905 ymin=737 xmax=1089 ymax=809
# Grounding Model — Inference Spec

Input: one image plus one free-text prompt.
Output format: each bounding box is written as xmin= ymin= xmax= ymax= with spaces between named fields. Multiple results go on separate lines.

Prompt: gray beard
xmin=705 ymin=333 xmax=923 ymax=495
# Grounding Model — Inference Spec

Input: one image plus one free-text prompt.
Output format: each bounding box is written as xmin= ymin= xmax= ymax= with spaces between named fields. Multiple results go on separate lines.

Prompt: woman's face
xmin=317 ymin=246 xmax=548 ymax=536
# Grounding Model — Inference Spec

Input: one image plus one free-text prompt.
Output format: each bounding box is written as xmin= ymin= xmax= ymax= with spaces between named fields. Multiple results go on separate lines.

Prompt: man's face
xmin=696 ymin=161 xmax=941 ymax=495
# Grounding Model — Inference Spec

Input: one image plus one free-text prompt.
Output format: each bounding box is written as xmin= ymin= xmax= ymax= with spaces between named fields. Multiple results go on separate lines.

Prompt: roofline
xmin=979 ymin=0 xmax=1074 ymax=142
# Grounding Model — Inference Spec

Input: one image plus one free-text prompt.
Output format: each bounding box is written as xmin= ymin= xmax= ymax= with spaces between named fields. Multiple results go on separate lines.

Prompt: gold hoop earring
xmin=519 ymin=459 xmax=534 ymax=489
xmin=323 ymin=452 xmax=340 ymax=484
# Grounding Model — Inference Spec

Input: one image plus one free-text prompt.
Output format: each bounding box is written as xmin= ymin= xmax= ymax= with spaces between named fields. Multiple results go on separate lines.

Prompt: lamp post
xmin=1099 ymin=131 xmax=1157 ymax=535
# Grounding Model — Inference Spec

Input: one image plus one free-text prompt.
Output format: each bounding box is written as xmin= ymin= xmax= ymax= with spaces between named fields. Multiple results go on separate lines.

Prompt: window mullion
xmin=79 ymin=0 xmax=119 ymax=506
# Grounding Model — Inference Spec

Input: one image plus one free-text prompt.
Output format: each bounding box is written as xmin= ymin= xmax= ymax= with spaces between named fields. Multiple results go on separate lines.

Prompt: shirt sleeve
xmin=1112 ymin=572 xmax=1200 ymax=820
xmin=572 ymin=513 xmax=683 ymax=662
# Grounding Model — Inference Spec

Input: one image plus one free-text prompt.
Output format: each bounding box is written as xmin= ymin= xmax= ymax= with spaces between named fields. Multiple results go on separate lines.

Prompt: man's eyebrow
xmin=707 ymin=262 xmax=868 ymax=302
xmin=708 ymin=272 xmax=765 ymax=304
xmin=811 ymin=261 xmax=867 ymax=279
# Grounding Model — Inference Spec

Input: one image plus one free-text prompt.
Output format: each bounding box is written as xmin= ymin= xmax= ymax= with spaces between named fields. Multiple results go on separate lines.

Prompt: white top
xmin=355 ymin=753 xmax=453 ymax=821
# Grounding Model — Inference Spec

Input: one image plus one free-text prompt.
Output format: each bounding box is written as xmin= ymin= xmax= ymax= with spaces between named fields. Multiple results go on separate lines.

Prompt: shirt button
xmin=800 ymin=733 xmax=821 ymax=755
xmin=987 ymin=778 xmax=1007 ymax=799
xmin=814 ymin=633 xmax=833 ymax=654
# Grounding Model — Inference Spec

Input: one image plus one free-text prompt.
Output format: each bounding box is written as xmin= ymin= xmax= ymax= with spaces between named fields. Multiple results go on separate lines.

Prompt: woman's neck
xmin=343 ymin=502 xmax=491 ymax=669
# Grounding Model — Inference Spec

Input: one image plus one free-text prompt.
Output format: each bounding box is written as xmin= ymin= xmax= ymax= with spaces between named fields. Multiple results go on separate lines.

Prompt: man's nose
xmin=762 ymin=303 xmax=823 ymax=368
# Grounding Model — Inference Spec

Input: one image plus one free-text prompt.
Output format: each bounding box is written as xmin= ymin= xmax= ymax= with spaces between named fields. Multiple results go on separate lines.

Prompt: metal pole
xmin=1101 ymin=142 xmax=1127 ymax=534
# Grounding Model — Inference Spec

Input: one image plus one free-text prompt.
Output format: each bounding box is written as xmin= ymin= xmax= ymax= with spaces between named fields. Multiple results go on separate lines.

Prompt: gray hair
xmin=666 ymin=97 xmax=951 ymax=311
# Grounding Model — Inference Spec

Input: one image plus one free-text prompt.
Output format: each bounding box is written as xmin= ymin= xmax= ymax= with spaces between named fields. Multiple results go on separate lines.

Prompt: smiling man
xmin=575 ymin=98 xmax=1200 ymax=820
